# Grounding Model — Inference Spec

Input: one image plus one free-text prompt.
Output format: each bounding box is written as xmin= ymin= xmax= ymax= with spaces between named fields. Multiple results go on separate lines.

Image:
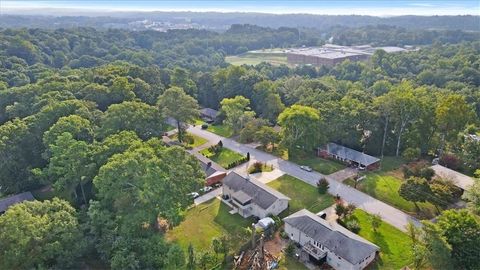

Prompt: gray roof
xmin=0 ymin=192 xmax=35 ymax=213
xmin=431 ymin=164 xmax=475 ymax=190
xmin=324 ymin=143 xmax=380 ymax=166
xmin=232 ymin=190 xmax=252 ymax=204
xmin=200 ymin=108 xmax=219 ymax=119
xmin=284 ymin=209 xmax=379 ymax=265
xmin=223 ymin=172 xmax=290 ymax=210
xmin=191 ymin=151 xmax=225 ymax=177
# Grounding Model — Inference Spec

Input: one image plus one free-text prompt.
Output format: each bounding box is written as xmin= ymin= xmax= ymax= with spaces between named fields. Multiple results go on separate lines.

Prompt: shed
xmin=317 ymin=143 xmax=380 ymax=170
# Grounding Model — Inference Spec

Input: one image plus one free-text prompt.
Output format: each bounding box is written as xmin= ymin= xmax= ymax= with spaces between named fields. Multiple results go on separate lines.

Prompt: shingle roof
xmin=431 ymin=164 xmax=475 ymax=190
xmin=191 ymin=151 xmax=225 ymax=177
xmin=232 ymin=190 xmax=252 ymax=204
xmin=284 ymin=209 xmax=379 ymax=265
xmin=200 ymin=108 xmax=219 ymax=119
xmin=0 ymin=192 xmax=35 ymax=213
xmin=223 ymin=172 xmax=290 ymax=210
xmin=324 ymin=143 xmax=380 ymax=167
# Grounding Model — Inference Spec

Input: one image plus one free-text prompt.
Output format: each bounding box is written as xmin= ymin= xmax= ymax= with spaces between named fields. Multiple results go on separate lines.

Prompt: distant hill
xmin=1 ymin=12 xmax=479 ymax=31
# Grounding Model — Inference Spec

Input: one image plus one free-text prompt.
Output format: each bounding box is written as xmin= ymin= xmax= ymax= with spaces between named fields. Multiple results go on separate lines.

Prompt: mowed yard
xmin=166 ymin=199 xmax=252 ymax=252
xmin=200 ymin=147 xmax=245 ymax=168
xmin=350 ymin=209 xmax=413 ymax=269
xmin=169 ymin=132 xmax=208 ymax=148
xmin=267 ymin=175 xmax=334 ymax=216
xmin=345 ymin=157 xmax=437 ymax=218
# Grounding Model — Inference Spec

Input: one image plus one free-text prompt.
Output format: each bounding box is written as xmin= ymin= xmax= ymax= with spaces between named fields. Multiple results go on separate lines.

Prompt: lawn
xmin=200 ymin=147 xmax=246 ymax=168
xmin=267 ymin=175 xmax=334 ymax=217
xmin=349 ymin=209 xmax=413 ymax=270
xmin=169 ymin=132 xmax=208 ymax=148
xmin=347 ymin=172 xmax=437 ymax=218
xmin=208 ymin=124 xmax=233 ymax=138
xmin=166 ymin=199 xmax=252 ymax=252
xmin=226 ymin=53 xmax=289 ymax=66
xmin=290 ymin=154 xmax=345 ymax=175
xmin=278 ymin=255 xmax=309 ymax=270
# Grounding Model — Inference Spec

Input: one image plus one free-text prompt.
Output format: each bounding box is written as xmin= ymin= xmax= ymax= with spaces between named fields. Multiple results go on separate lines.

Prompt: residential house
xmin=0 ymin=192 xmax=35 ymax=215
xmin=222 ymin=172 xmax=290 ymax=218
xmin=200 ymin=108 xmax=219 ymax=123
xmin=284 ymin=209 xmax=379 ymax=270
xmin=430 ymin=164 xmax=475 ymax=191
xmin=317 ymin=143 xmax=380 ymax=170
xmin=193 ymin=151 xmax=227 ymax=186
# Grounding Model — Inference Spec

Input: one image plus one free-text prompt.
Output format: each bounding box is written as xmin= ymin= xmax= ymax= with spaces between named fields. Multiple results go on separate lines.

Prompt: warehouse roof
xmin=323 ymin=143 xmax=380 ymax=167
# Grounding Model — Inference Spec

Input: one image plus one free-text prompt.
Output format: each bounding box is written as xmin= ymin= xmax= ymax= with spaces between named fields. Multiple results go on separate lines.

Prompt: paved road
xmin=187 ymin=125 xmax=421 ymax=231
xmin=194 ymin=188 xmax=222 ymax=205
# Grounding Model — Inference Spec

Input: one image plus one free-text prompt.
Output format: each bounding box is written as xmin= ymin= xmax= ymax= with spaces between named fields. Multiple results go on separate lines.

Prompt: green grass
xmin=200 ymin=147 xmax=246 ymax=168
xmin=170 ymin=133 xmax=208 ymax=148
xmin=165 ymin=124 xmax=175 ymax=131
xmin=350 ymin=209 xmax=413 ymax=270
xmin=278 ymin=255 xmax=309 ymax=270
xmin=377 ymin=156 xmax=406 ymax=172
xmin=348 ymin=172 xmax=437 ymax=218
xmin=226 ymin=53 xmax=289 ymax=66
xmin=267 ymin=175 xmax=334 ymax=217
xmin=167 ymin=199 xmax=252 ymax=252
xmin=290 ymin=153 xmax=345 ymax=175
xmin=208 ymin=124 xmax=233 ymax=138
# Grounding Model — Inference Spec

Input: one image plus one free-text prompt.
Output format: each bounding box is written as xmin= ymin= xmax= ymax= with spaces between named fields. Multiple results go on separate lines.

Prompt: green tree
xmin=43 ymin=114 xmax=93 ymax=153
xmin=0 ymin=199 xmax=85 ymax=269
xmin=277 ymin=105 xmax=323 ymax=153
xmin=421 ymin=221 xmax=454 ymax=270
xmin=255 ymin=126 xmax=280 ymax=151
xmin=212 ymin=235 xmax=231 ymax=263
xmin=187 ymin=243 xmax=196 ymax=270
xmin=42 ymin=132 xmax=94 ymax=204
xmin=157 ymin=87 xmax=199 ymax=142
xmin=99 ymin=101 xmax=164 ymax=140
xmin=436 ymin=210 xmax=480 ymax=269
xmin=399 ymin=177 xmax=433 ymax=210
xmin=370 ymin=214 xmax=382 ymax=232
xmin=166 ymin=245 xmax=186 ymax=269
xmin=462 ymin=180 xmax=480 ymax=215
xmin=220 ymin=96 xmax=256 ymax=134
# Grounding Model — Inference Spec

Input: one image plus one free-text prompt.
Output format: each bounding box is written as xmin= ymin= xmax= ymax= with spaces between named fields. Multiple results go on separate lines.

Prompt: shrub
xmin=317 ymin=178 xmax=329 ymax=194
xmin=248 ymin=161 xmax=264 ymax=174
xmin=403 ymin=162 xmax=435 ymax=181
xmin=345 ymin=219 xmax=361 ymax=233
xmin=246 ymin=152 xmax=250 ymax=161
xmin=183 ymin=134 xmax=194 ymax=145
xmin=335 ymin=203 xmax=347 ymax=218
xmin=201 ymin=124 xmax=208 ymax=129
xmin=402 ymin=147 xmax=420 ymax=162
xmin=285 ymin=242 xmax=295 ymax=256
xmin=217 ymin=140 xmax=223 ymax=147
xmin=439 ymin=153 xmax=461 ymax=170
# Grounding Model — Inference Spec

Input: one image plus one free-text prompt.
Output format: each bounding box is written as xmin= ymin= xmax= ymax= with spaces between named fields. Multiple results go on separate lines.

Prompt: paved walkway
xmin=194 ymin=188 xmax=222 ymax=205
xmin=187 ymin=125 xmax=421 ymax=231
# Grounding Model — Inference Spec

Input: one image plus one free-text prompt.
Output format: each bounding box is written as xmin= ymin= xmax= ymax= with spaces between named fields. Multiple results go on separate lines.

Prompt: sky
xmin=1 ymin=0 xmax=479 ymax=16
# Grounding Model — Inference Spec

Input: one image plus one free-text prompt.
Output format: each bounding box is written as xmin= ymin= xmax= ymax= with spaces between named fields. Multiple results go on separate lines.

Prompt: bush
xmin=201 ymin=124 xmax=208 ymax=129
xmin=317 ymin=178 xmax=329 ymax=194
xmin=217 ymin=140 xmax=223 ymax=147
xmin=402 ymin=147 xmax=420 ymax=162
xmin=345 ymin=219 xmax=361 ymax=233
xmin=285 ymin=242 xmax=295 ymax=256
xmin=183 ymin=134 xmax=194 ymax=145
xmin=403 ymin=162 xmax=435 ymax=181
xmin=440 ymin=153 xmax=461 ymax=170
xmin=248 ymin=161 xmax=264 ymax=174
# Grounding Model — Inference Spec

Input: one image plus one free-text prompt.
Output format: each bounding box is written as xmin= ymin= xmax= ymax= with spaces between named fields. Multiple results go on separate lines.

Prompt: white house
xmin=284 ymin=209 xmax=379 ymax=270
xmin=222 ymin=172 xmax=290 ymax=218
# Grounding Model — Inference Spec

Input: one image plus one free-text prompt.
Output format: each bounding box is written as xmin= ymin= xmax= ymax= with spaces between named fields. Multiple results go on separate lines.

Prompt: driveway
xmin=328 ymin=167 xmax=358 ymax=182
xmin=187 ymin=125 xmax=421 ymax=231
xmin=194 ymin=188 xmax=222 ymax=205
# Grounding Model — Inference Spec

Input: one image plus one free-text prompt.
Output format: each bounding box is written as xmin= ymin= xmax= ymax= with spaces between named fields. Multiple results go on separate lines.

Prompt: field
xmin=166 ymin=199 xmax=251 ymax=252
xmin=226 ymin=52 xmax=289 ymax=66
xmin=200 ymin=147 xmax=246 ymax=168
xmin=267 ymin=175 xmax=334 ymax=216
xmin=350 ymin=209 xmax=413 ymax=269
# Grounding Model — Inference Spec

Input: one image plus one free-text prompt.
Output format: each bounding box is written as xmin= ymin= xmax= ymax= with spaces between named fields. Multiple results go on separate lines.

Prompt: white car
xmin=200 ymin=186 xmax=213 ymax=193
xmin=300 ymin=165 xmax=313 ymax=172
xmin=188 ymin=192 xmax=200 ymax=199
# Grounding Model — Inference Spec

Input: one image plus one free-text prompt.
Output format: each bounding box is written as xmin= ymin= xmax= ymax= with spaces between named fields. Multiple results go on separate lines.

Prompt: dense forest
xmin=0 ymin=23 xmax=479 ymax=269
xmin=2 ymin=13 xmax=479 ymax=31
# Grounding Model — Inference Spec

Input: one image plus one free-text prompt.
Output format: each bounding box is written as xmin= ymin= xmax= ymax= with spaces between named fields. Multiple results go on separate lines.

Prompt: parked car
xmin=200 ymin=186 xmax=213 ymax=193
xmin=317 ymin=211 xmax=327 ymax=219
xmin=300 ymin=165 xmax=313 ymax=172
xmin=213 ymin=183 xmax=222 ymax=188
xmin=188 ymin=192 xmax=200 ymax=199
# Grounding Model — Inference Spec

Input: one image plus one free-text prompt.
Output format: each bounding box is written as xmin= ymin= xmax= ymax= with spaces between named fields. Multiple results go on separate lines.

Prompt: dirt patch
xmin=264 ymin=232 xmax=287 ymax=257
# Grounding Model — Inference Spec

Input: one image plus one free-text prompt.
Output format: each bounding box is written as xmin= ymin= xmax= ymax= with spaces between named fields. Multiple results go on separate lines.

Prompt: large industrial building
xmin=286 ymin=44 xmax=408 ymax=67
